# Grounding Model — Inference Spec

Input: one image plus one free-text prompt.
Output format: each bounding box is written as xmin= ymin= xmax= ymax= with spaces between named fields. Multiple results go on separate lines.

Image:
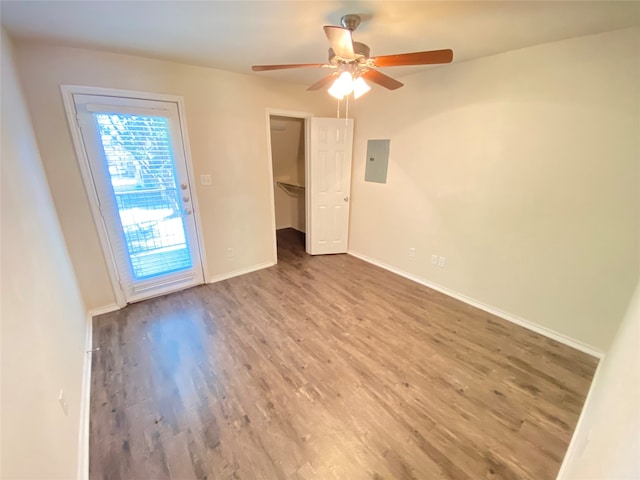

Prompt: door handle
xmin=344 ymin=196 xmax=349 ymax=202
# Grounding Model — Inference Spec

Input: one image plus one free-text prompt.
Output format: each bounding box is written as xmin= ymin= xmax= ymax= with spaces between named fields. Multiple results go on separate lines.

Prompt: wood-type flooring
xmin=90 ymin=228 xmax=598 ymax=479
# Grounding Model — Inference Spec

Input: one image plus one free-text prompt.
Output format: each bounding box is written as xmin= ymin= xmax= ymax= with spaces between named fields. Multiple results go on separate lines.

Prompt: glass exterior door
xmin=74 ymin=94 xmax=203 ymax=302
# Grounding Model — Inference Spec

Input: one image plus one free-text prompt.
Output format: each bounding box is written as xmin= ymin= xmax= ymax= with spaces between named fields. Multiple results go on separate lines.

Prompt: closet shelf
xmin=276 ymin=181 xmax=305 ymax=197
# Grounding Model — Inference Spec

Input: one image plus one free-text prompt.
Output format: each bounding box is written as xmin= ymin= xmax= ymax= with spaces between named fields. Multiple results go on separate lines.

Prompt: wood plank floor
xmin=90 ymin=228 xmax=597 ymax=480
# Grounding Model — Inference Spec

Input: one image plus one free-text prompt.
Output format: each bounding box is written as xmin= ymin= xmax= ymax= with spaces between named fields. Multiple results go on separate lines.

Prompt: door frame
xmin=61 ymin=85 xmax=209 ymax=307
xmin=265 ymin=108 xmax=313 ymax=261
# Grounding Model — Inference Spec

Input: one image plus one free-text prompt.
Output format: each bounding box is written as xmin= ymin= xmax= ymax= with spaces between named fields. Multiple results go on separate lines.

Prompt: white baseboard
xmin=87 ymin=303 xmax=121 ymax=317
xmin=209 ymin=261 xmax=275 ymax=284
xmin=276 ymin=226 xmax=306 ymax=233
xmin=348 ymin=250 xmax=603 ymax=359
xmin=77 ymin=314 xmax=94 ymax=480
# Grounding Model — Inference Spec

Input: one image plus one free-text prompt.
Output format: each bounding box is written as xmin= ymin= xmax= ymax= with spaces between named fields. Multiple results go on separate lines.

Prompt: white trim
xmin=60 ymin=85 xmax=208 ymax=305
xmin=87 ymin=304 xmax=121 ymax=317
xmin=132 ymin=273 xmax=196 ymax=294
xmin=348 ymin=250 xmax=604 ymax=359
xmin=61 ymin=84 xmax=188 ymax=104
xmin=60 ymin=85 xmax=127 ymax=308
xmin=175 ymin=97 xmax=210 ymax=282
xmin=555 ymin=357 xmax=606 ymax=479
xmin=265 ymin=109 xmax=313 ymax=262
xmin=77 ymin=315 xmax=94 ymax=480
xmin=127 ymin=281 xmax=202 ymax=304
xmin=304 ymin=118 xmax=312 ymax=252
xmin=276 ymin=222 xmax=294 ymax=230
xmin=208 ymin=261 xmax=275 ymax=284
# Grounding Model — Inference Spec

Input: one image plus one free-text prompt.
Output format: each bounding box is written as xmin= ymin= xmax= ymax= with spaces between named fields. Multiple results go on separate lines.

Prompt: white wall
xmin=13 ymin=42 xmax=331 ymax=309
xmin=349 ymin=28 xmax=639 ymax=353
xmin=271 ymin=115 xmax=306 ymax=232
xmin=558 ymin=283 xmax=640 ymax=479
xmin=1 ymin=29 xmax=87 ymax=479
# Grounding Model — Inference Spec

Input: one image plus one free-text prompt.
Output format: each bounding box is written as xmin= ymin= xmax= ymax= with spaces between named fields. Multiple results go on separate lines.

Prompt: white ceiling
xmin=2 ymin=1 xmax=639 ymax=86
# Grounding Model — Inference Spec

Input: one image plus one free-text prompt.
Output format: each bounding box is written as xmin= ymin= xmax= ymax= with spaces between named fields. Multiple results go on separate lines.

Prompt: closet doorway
xmin=268 ymin=113 xmax=308 ymax=258
xmin=266 ymin=110 xmax=354 ymax=261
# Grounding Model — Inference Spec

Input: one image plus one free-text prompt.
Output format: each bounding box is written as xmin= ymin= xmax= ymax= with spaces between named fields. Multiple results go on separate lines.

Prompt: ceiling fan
xmin=252 ymin=14 xmax=453 ymax=99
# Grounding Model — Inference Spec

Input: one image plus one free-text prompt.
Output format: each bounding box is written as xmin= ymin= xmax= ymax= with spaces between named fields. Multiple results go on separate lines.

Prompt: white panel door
xmin=308 ymin=118 xmax=354 ymax=255
xmin=72 ymin=93 xmax=204 ymax=303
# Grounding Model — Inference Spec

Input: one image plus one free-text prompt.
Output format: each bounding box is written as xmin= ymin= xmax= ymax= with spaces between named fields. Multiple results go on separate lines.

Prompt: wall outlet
xmin=58 ymin=389 xmax=68 ymax=416
xmin=431 ymin=254 xmax=438 ymax=265
xmin=200 ymin=174 xmax=212 ymax=186
xmin=409 ymin=248 xmax=416 ymax=258
xmin=226 ymin=248 xmax=234 ymax=258
xmin=438 ymin=256 xmax=446 ymax=267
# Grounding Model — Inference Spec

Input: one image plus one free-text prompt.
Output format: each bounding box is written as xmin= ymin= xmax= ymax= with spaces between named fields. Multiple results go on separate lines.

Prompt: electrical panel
xmin=365 ymin=139 xmax=390 ymax=184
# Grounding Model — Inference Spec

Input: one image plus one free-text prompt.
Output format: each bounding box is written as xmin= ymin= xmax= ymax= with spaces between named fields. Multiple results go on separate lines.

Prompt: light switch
xmin=200 ymin=174 xmax=212 ymax=186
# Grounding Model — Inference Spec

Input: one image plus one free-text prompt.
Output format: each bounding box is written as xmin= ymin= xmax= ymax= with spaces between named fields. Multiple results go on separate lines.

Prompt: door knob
xmin=344 ymin=196 xmax=349 ymax=202
xmin=183 ymin=196 xmax=190 ymax=202
xmin=180 ymin=183 xmax=188 ymax=190
xmin=184 ymin=207 xmax=192 ymax=215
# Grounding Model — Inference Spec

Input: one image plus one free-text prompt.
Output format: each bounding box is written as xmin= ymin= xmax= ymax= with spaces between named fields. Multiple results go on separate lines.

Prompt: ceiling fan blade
xmin=307 ymin=73 xmax=338 ymax=91
xmin=323 ymin=26 xmax=355 ymax=59
xmin=252 ymin=63 xmax=325 ymax=71
xmin=361 ymin=70 xmax=404 ymax=90
xmin=373 ymin=49 xmax=453 ymax=67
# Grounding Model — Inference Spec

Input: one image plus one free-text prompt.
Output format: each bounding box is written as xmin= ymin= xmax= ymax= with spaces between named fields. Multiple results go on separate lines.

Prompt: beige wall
xmin=558 ymin=283 xmax=640 ymax=478
xmin=1 ymin=30 xmax=87 ymax=478
xmin=3 ymin=22 xmax=638 ymax=479
xmin=13 ymin=42 xmax=331 ymax=309
xmin=271 ymin=116 xmax=306 ymax=232
xmin=349 ymin=28 xmax=639 ymax=352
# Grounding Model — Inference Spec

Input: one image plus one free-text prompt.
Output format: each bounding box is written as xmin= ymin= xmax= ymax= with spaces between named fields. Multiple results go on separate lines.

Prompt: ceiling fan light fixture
xmin=328 ymin=80 xmax=345 ymax=99
xmin=328 ymin=71 xmax=354 ymax=99
xmin=353 ymin=76 xmax=371 ymax=99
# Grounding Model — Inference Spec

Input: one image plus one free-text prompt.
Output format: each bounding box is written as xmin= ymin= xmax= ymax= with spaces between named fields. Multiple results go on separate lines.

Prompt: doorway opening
xmin=269 ymin=115 xmax=307 ymax=258
xmin=266 ymin=111 xmax=354 ymax=261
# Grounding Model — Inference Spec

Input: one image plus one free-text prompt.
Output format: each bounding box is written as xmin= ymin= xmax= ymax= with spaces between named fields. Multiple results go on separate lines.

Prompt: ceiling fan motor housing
xmin=328 ymin=42 xmax=371 ymax=65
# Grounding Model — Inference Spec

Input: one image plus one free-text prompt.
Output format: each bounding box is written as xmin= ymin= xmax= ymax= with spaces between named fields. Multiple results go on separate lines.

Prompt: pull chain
xmin=336 ymin=98 xmax=341 ymax=118
xmin=345 ymin=95 xmax=349 ymax=124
